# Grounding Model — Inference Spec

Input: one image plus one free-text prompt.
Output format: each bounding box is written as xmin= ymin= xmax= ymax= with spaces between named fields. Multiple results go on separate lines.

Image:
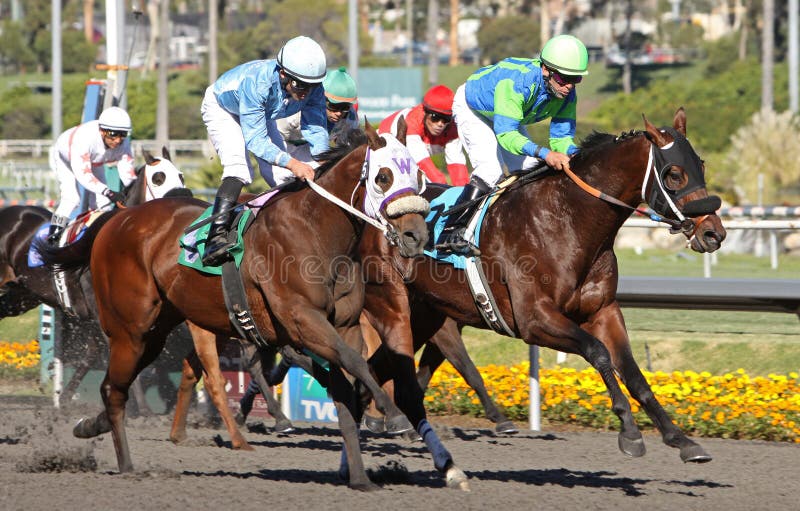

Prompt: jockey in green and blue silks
xmin=437 ymin=34 xmax=589 ymax=256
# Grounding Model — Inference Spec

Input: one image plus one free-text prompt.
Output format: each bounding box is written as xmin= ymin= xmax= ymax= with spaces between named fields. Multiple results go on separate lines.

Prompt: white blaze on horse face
xmin=144 ymin=157 xmax=186 ymax=201
xmin=363 ymin=133 xmax=430 ymax=219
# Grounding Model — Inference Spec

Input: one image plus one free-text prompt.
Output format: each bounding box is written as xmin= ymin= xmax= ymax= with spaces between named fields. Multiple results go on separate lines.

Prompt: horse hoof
xmin=494 ymin=421 xmax=519 ymax=434
xmin=73 ymin=418 xmax=97 ymax=439
xmin=402 ymin=430 xmax=423 ymax=442
xmin=681 ymin=444 xmax=712 ymax=463
xmin=169 ymin=433 xmax=188 ymax=445
xmin=349 ymin=479 xmax=380 ymax=492
xmin=384 ymin=415 xmax=413 ymax=436
xmin=618 ymin=433 xmax=646 ymax=458
xmin=234 ymin=411 xmax=246 ymax=427
xmin=363 ymin=414 xmax=386 ymax=434
xmin=274 ymin=419 xmax=294 ymax=434
xmin=446 ymin=466 xmax=470 ymax=492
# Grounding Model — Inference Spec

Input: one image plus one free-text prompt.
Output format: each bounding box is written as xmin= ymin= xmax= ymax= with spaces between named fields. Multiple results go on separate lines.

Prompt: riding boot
xmin=47 ymin=215 xmax=69 ymax=246
xmin=201 ymin=177 xmax=244 ymax=266
xmin=435 ymin=177 xmax=491 ymax=256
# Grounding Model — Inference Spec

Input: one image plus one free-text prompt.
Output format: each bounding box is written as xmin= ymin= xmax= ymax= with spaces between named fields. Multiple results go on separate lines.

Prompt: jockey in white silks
xmin=48 ymin=106 xmax=136 ymax=244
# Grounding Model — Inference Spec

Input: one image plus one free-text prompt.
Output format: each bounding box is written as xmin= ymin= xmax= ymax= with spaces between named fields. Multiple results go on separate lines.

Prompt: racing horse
xmin=37 ymin=123 xmax=456 ymax=490
xmin=358 ymin=108 xmax=727 ymax=477
xmin=2 ymin=148 xmax=188 ymax=403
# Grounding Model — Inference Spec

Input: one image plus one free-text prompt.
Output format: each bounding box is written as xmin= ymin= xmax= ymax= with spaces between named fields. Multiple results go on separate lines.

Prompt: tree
xmin=476 ymin=16 xmax=540 ymax=65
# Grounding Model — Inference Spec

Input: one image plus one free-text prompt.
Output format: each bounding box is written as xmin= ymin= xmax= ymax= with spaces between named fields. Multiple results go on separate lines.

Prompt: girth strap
xmin=220 ymin=212 xmax=271 ymax=349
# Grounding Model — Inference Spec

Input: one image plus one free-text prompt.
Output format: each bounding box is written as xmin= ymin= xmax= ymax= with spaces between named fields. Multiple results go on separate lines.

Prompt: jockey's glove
xmin=102 ymin=188 xmax=125 ymax=204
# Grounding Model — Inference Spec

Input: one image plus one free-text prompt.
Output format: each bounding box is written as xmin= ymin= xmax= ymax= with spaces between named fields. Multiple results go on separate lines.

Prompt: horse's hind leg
xmin=520 ymin=301 xmax=643 ymax=457
xmin=586 ymin=305 xmax=711 ymax=463
xmin=185 ymin=323 xmax=251 ymax=450
xmin=423 ymin=319 xmax=517 ymax=434
xmin=169 ymin=352 xmax=201 ymax=444
xmin=240 ymin=341 xmax=294 ymax=433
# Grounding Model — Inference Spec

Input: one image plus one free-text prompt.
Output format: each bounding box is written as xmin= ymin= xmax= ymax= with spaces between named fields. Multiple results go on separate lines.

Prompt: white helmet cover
xmin=98 ymin=107 xmax=132 ymax=131
xmin=277 ymin=36 xmax=327 ymax=83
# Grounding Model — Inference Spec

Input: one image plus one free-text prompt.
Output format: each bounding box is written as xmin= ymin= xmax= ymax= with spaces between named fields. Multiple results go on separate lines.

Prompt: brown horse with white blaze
xmin=359 ymin=109 xmax=726 ymax=472
xmin=39 ymin=124 xmax=441 ymax=490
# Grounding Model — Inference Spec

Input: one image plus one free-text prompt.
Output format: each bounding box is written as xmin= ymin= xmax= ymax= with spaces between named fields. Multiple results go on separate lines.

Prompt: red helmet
xmin=422 ymin=85 xmax=454 ymax=116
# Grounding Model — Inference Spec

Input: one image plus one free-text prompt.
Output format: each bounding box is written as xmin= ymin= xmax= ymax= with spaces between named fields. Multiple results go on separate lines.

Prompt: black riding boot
xmin=435 ymin=177 xmax=491 ymax=256
xmin=202 ymin=177 xmax=244 ymax=266
xmin=47 ymin=215 xmax=69 ymax=246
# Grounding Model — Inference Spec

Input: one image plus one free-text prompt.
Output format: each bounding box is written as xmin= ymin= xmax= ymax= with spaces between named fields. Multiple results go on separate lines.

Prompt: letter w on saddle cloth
xmin=426 ymin=177 xmax=518 ymax=336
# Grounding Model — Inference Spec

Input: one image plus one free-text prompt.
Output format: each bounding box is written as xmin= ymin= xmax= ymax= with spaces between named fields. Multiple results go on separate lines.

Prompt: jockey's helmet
xmin=422 ymin=85 xmax=455 ymax=116
xmin=540 ymin=34 xmax=589 ymax=76
xmin=277 ymin=36 xmax=327 ymax=84
xmin=98 ymin=107 xmax=132 ymax=132
xmin=323 ymin=67 xmax=357 ymax=104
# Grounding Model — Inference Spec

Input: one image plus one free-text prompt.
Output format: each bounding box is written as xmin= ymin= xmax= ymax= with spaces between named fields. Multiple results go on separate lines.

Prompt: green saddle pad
xmin=178 ymin=207 xmax=252 ymax=275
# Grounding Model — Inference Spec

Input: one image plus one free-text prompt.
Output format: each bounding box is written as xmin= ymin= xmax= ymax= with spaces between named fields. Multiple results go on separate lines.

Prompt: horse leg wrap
xmin=418 ymin=419 xmax=453 ymax=472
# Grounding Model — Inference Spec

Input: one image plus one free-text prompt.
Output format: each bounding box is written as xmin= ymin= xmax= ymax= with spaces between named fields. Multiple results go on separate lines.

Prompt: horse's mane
xmin=313 ymin=127 xmax=368 ymax=179
xmin=571 ymin=130 xmax=644 ymax=168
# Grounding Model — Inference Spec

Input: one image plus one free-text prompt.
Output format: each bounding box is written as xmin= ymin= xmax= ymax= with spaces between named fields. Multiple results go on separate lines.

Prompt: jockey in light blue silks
xmin=437 ymin=34 xmax=589 ymax=256
xmin=200 ymin=35 xmax=329 ymax=266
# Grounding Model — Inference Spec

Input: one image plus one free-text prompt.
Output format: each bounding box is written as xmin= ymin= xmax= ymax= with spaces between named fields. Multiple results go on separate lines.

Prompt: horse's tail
xmin=33 ymin=210 xmax=121 ymax=271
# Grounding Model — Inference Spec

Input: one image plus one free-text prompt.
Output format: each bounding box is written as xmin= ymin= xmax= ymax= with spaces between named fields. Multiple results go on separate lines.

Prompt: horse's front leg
xmin=585 ymin=303 xmax=712 ymax=463
xmin=185 ymin=322 xmax=252 ymax=451
xmin=517 ymin=299 xmax=644 ymax=457
xmin=243 ymin=342 xmax=294 ymax=433
xmin=362 ymin=297 xmax=470 ymax=491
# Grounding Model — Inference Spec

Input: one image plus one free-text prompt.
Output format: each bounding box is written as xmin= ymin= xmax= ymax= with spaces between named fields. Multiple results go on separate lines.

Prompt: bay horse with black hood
xmin=357 ymin=109 xmax=727 ymax=480
xmin=37 ymin=122 xmax=459 ymax=490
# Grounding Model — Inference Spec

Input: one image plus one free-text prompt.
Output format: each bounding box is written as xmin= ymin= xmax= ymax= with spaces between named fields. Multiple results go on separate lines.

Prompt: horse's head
xmin=359 ymin=119 xmax=430 ymax=257
xmin=136 ymin=147 xmax=192 ymax=202
xmin=642 ymin=108 xmax=726 ymax=253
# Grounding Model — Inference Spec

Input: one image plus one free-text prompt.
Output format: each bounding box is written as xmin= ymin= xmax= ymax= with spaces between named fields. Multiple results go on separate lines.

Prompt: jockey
xmin=48 ymin=106 xmax=136 ymax=244
xmin=437 ymin=34 xmax=589 ymax=255
xmin=378 ymin=85 xmax=468 ymax=186
xmin=277 ymin=65 xmax=359 ymax=159
xmin=201 ymin=35 xmax=328 ymax=266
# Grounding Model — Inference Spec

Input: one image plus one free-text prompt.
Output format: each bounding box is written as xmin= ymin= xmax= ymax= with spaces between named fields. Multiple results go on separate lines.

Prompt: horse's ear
xmin=395 ymin=115 xmax=408 ymax=145
xmin=143 ymin=149 xmax=157 ymax=165
xmin=673 ymin=107 xmax=687 ymax=136
xmin=161 ymin=145 xmax=172 ymax=161
xmin=642 ymin=114 xmax=668 ymax=147
xmin=364 ymin=117 xmax=387 ymax=151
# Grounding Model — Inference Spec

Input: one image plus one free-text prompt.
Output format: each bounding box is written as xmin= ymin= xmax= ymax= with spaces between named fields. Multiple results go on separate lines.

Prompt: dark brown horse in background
xmin=2 ymin=148 xmax=189 ymax=405
xmin=38 ymin=124 xmax=449 ymax=490
xmin=357 ymin=109 xmax=726 ymax=480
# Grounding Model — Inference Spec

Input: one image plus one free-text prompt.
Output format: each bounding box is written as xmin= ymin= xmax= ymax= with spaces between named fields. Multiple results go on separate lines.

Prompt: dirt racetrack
xmin=0 ymin=395 xmax=797 ymax=511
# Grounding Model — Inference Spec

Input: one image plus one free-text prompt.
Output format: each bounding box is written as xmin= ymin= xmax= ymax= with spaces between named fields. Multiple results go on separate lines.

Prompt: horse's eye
xmin=151 ymin=171 xmax=166 ymax=186
xmin=664 ymin=167 xmax=685 ymax=191
xmin=374 ymin=168 xmax=393 ymax=192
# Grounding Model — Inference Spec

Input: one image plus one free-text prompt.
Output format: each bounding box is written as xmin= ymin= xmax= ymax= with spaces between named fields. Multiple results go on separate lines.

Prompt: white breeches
xmin=201 ymin=86 xmax=295 ymax=187
xmin=452 ymin=84 xmax=540 ymax=186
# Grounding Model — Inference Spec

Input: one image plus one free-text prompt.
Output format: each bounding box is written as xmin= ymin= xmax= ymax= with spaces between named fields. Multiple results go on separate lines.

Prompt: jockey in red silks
xmin=378 ymin=85 xmax=468 ymax=186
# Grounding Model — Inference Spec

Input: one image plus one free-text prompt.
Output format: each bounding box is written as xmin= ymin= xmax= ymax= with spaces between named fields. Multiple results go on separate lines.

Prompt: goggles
xmin=326 ymin=100 xmax=352 ymax=113
xmin=289 ymin=77 xmax=318 ymax=92
xmin=547 ymin=68 xmax=583 ymax=86
xmin=103 ymin=130 xmax=129 ymax=139
xmin=426 ymin=111 xmax=452 ymax=124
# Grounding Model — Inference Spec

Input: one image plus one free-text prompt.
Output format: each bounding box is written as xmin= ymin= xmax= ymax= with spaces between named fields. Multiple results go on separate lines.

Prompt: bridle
xmin=307 ymin=136 xmax=429 ymax=246
xmin=562 ymin=129 xmax=719 ymax=241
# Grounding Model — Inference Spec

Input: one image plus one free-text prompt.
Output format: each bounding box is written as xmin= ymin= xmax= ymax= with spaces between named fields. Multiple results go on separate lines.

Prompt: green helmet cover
xmin=540 ymin=34 xmax=589 ymax=76
xmin=322 ymin=66 xmax=357 ymax=103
